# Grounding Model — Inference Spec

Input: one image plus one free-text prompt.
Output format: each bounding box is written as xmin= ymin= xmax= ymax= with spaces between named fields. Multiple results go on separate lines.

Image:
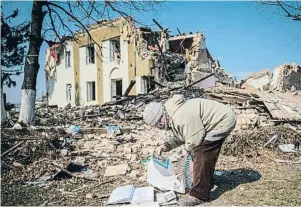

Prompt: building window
xmin=65 ymin=51 xmax=71 ymax=68
xmin=86 ymin=44 xmax=95 ymax=64
xmin=66 ymin=84 xmax=72 ymax=102
xmin=110 ymin=38 xmax=121 ymax=62
xmin=87 ymin=81 xmax=96 ymax=101
xmin=111 ymin=79 xmax=122 ymax=100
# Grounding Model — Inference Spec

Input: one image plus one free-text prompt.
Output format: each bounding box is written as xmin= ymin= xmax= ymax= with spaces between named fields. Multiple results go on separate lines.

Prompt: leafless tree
xmin=17 ymin=0 xmax=161 ymax=125
xmin=260 ymin=1 xmax=301 ymax=22
xmin=1 ymin=9 xmax=30 ymax=124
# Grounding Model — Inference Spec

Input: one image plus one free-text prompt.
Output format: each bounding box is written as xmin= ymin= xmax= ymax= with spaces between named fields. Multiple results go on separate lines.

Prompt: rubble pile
xmin=271 ymin=63 xmax=301 ymax=91
xmin=164 ymin=52 xmax=186 ymax=81
xmin=222 ymin=125 xmax=301 ymax=157
xmin=1 ymin=120 xmax=185 ymax=205
xmin=242 ymin=63 xmax=301 ymax=92
xmin=2 ymin=86 xmax=300 ymax=206
xmin=34 ymin=85 xmax=204 ymax=127
xmin=204 ymin=87 xmax=301 ymax=129
xmin=204 ymin=86 xmax=301 ymax=156
xmin=204 ymin=87 xmax=269 ymax=130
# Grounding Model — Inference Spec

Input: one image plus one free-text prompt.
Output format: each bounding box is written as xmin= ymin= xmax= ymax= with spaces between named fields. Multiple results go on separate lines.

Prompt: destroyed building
xmin=241 ymin=63 xmax=301 ymax=92
xmin=45 ymin=17 xmax=234 ymax=107
xmin=3 ymin=10 xmax=301 ymax=206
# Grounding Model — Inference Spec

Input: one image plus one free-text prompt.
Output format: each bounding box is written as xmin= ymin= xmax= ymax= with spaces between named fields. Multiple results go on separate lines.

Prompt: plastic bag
xmin=147 ymin=156 xmax=185 ymax=194
xmin=65 ymin=125 xmax=80 ymax=135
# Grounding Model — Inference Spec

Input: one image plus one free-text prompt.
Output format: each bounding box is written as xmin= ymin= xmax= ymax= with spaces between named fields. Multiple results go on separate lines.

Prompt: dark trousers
xmin=189 ymin=139 xmax=225 ymax=201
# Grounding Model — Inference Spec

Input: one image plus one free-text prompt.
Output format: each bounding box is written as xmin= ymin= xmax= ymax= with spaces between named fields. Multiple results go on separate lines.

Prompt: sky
xmin=2 ymin=1 xmax=301 ymax=104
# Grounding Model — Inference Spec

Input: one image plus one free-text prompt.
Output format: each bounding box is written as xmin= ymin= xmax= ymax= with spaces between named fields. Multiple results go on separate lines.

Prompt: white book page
xmin=131 ymin=186 xmax=154 ymax=204
xmin=107 ymin=184 xmax=135 ymax=205
xmin=156 ymin=191 xmax=176 ymax=204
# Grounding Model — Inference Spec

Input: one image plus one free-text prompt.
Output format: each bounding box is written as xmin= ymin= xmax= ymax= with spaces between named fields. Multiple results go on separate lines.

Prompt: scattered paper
xmin=131 ymin=186 xmax=154 ymax=204
xmin=279 ymin=144 xmax=296 ymax=153
xmin=107 ymin=185 xmax=135 ymax=205
xmin=147 ymin=157 xmax=185 ymax=193
xmin=106 ymin=125 xmax=121 ymax=135
xmin=107 ymin=185 xmax=155 ymax=205
xmin=129 ymin=202 xmax=160 ymax=207
xmin=156 ymin=191 xmax=177 ymax=205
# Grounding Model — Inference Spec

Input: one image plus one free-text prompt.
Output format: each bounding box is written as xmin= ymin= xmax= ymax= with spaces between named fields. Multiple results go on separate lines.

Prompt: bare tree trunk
xmin=1 ymin=88 xmax=6 ymax=124
xmin=18 ymin=1 xmax=46 ymax=125
xmin=1 ymin=66 xmax=7 ymax=124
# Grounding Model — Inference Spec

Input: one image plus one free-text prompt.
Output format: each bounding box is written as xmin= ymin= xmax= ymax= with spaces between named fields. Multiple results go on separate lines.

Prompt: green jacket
xmin=164 ymin=95 xmax=236 ymax=151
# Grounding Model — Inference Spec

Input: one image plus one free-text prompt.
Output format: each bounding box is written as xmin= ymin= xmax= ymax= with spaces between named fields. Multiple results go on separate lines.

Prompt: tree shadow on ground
xmin=211 ymin=168 xmax=261 ymax=201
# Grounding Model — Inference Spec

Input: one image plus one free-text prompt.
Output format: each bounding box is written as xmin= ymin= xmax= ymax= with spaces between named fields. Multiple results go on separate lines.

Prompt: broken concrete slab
xmin=104 ymin=164 xmax=130 ymax=177
xmin=129 ymin=170 xmax=139 ymax=179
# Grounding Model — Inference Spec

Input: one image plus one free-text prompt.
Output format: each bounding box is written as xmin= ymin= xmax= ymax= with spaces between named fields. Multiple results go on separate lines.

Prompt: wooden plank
xmin=123 ymin=80 xmax=136 ymax=96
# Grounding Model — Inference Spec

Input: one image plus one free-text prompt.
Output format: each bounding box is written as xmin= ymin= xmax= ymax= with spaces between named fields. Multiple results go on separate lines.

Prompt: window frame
xmin=66 ymin=84 xmax=72 ymax=102
xmin=86 ymin=81 xmax=96 ymax=102
xmin=65 ymin=50 xmax=71 ymax=68
xmin=86 ymin=44 xmax=95 ymax=64
xmin=110 ymin=38 xmax=121 ymax=62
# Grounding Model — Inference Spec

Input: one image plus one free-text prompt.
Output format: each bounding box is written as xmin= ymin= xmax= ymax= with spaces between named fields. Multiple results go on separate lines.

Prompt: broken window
xmin=111 ymin=79 xmax=122 ymax=100
xmin=142 ymin=76 xmax=155 ymax=93
xmin=65 ymin=51 xmax=71 ymax=68
xmin=86 ymin=44 xmax=95 ymax=64
xmin=66 ymin=84 xmax=72 ymax=102
xmin=110 ymin=38 xmax=121 ymax=62
xmin=87 ymin=81 xmax=96 ymax=101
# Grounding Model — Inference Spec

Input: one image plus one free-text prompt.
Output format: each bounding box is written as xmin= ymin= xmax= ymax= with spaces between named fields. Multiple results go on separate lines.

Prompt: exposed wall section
xmin=128 ymin=42 xmax=136 ymax=95
xmin=102 ymin=37 xmax=129 ymax=103
xmin=78 ymin=45 xmax=98 ymax=106
xmin=74 ymin=19 xmax=123 ymax=105
xmin=73 ymin=42 xmax=80 ymax=106
xmin=47 ymin=42 xmax=75 ymax=107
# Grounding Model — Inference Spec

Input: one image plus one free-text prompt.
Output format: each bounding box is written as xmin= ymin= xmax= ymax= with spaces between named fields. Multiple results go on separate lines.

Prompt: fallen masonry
xmin=1 ymin=64 xmax=301 ymax=206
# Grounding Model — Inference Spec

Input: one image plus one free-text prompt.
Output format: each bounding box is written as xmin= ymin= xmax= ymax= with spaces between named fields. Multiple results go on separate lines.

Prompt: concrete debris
xmin=278 ymin=144 xmax=296 ymax=153
xmin=86 ymin=193 xmax=93 ymax=199
xmin=129 ymin=170 xmax=139 ymax=179
xmin=3 ymin=17 xmax=301 ymax=207
xmin=242 ymin=63 xmax=301 ymax=92
xmin=242 ymin=70 xmax=271 ymax=91
xmin=12 ymin=123 xmax=22 ymax=129
xmin=104 ymin=164 xmax=130 ymax=177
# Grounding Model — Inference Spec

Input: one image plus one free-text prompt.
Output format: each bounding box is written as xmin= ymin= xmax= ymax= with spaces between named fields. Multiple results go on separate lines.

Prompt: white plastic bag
xmin=147 ymin=157 xmax=185 ymax=194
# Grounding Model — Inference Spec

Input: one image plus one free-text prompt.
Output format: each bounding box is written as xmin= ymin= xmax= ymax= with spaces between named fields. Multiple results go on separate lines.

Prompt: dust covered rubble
xmin=3 ymin=72 xmax=301 ymax=194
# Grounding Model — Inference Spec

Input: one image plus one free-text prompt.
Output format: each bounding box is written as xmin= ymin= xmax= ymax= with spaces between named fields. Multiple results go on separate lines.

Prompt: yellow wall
xmin=127 ymin=42 xmax=136 ymax=95
xmin=73 ymin=42 xmax=80 ymax=106
xmin=136 ymin=55 xmax=152 ymax=77
xmin=73 ymin=19 xmax=154 ymax=104
xmin=73 ymin=23 xmax=121 ymax=105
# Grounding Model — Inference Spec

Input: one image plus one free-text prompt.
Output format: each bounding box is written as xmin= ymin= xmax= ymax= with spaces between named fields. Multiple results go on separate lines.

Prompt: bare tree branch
xmin=260 ymin=1 xmax=301 ymax=21
xmin=47 ymin=1 xmax=100 ymax=51
xmin=46 ymin=5 xmax=61 ymax=42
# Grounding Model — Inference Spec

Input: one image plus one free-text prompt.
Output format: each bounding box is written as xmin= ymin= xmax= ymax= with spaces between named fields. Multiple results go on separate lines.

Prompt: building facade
xmin=46 ymin=18 xmax=153 ymax=107
xmin=45 ymin=17 xmax=233 ymax=107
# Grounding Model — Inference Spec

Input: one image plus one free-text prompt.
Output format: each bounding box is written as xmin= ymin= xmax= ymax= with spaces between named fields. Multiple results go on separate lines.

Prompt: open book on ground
xmin=107 ymin=185 xmax=154 ymax=205
xmin=156 ymin=191 xmax=177 ymax=205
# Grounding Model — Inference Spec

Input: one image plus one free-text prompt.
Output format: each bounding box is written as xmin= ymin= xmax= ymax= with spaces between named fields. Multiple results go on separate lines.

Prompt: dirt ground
xmin=1 ymin=149 xmax=300 ymax=206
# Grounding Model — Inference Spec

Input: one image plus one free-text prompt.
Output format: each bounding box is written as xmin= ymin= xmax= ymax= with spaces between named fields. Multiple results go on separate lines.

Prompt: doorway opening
xmin=111 ymin=79 xmax=122 ymax=100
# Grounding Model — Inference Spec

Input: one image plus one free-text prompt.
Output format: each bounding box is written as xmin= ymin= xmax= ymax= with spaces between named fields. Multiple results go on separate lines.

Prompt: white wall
xmin=47 ymin=42 xmax=75 ymax=107
xmin=246 ymin=74 xmax=271 ymax=91
xmin=78 ymin=44 xmax=98 ymax=106
xmin=136 ymin=76 xmax=147 ymax=95
xmin=102 ymin=37 xmax=129 ymax=103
